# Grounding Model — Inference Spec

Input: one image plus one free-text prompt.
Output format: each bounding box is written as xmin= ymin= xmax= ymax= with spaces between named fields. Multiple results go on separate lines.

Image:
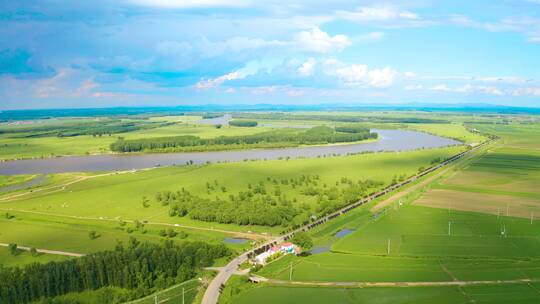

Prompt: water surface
xmin=0 ymin=129 xmax=460 ymax=175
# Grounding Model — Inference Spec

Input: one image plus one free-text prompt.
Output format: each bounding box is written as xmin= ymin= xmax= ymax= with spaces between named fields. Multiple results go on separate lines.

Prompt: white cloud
xmin=354 ymin=32 xmax=385 ymax=42
xmin=367 ymin=67 xmax=397 ymax=88
xmin=129 ymin=0 xmax=251 ymax=9
xmin=404 ymin=71 xmax=416 ymax=78
xmin=298 ymin=58 xmax=317 ymax=76
xmin=195 ymin=71 xmax=245 ymax=89
xmin=334 ymin=64 xmax=396 ymax=88
xmin=449 ymin=15 xmax=540 ymax=44
xmin=295 ymin=27 xmax=351 ymax=53
xmin=338 ymin=6 xmax=418 ymax=22
xmin=429 ymin=84 xmax=504 ymax=95
xmin=334 ymin=5 xmax=429 ymax=28
xmin=512 ymin=87 xmax=540 ymax=96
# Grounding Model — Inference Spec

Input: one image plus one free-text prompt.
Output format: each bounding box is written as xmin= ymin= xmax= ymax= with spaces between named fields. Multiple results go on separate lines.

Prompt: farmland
xmin=220 ymin=121 xmax=540 ymax=304
xmin=2 ymin=110 xmax=537 ymax=304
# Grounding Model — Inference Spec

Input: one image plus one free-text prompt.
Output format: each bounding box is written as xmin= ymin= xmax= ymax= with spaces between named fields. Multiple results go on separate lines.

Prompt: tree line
xmin=0 ymin=120 xmax=172 ymax=138
xmin=233 ymin=113 xmax=449 ymax=124
xmin=228 ymin=120 xmax=257 ymax=127
xmin=0 ymin=239 xmax=230 ymax=304
xmin=110 ymin=126 xmax=377 ymax=152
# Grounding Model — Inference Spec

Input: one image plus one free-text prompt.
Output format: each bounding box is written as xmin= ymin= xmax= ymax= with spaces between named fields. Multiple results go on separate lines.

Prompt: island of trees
xmin=152 ymin=174 xmax=383 ymax=228
xmin=110 ymin=126 xmax=377 ymax=153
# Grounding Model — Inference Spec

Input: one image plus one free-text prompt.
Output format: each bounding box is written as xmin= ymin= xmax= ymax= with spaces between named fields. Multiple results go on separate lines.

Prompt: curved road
xmin=201 ymin=138 xmax=493 ymax=304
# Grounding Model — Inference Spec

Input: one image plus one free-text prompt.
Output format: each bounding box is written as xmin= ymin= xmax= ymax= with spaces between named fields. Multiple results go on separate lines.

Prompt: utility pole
xmin=448 ymin=221 xmax=451 ymax=236
xmin=154 ymin=295 xmax=158 ymax=304
xmin=497 ymin=208 xmax=500 ymax=220
xmin=182 ymin=287 xmax=185 ymax=304
xmin=531 ymin=212 xmax=534 ymax=225
xmin=387 ymin=238 xmax=391 ymax=255
xmin=506 ymin=204 xmax=509 ymax=217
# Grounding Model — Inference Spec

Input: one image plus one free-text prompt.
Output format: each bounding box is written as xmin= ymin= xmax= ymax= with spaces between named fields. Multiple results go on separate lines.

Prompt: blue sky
xmin=1 ymin=0 xmax=540 ymax=109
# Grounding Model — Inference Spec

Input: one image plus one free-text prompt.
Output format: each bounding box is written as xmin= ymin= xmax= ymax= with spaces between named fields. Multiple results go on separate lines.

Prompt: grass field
xmin=225 ymin=283 xmax=540 ymax=304
xmin=0 ymin=247 xmax=70 ymax=267
xmin=415 ymin=123 xmax=540 ymax=218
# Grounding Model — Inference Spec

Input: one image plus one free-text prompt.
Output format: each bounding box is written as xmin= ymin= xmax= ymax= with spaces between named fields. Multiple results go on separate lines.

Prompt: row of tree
xmin=0 ymin=239 xmax=230 ymax=304
xmin=228 ymin=120 xmax=257 ymax=127
xmin=233 ymin=113 xmax=449 ymax=124
xmin=0 ymin=120 xmax=171 ymax=138
xmin=110 ymin=126 xmax=377 ymax=152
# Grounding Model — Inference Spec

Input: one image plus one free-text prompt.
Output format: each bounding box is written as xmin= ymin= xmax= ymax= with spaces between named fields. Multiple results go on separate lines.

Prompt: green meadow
xmin=225 ymin=284 xmax=540 ymax=304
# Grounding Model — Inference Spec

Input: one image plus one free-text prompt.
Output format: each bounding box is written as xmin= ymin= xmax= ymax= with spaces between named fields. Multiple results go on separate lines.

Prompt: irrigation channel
xmin=201 ymin=137 xmax=494 ymax=304
xmin=0 ymin=129 xmax=459 ymax=175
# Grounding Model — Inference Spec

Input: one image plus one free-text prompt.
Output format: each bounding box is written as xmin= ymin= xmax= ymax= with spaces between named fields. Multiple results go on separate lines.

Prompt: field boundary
xmin=257 ymin=276 xmax=540 ymax=288
xmin=0 ymin=242 xmax=84 ymax=257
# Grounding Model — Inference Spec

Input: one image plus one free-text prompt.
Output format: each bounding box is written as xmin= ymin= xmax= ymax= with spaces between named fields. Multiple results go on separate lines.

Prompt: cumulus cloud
xmin=334 ymin=64 xmax=397 ymax=88
xmin=295 ymin=27 xmax=351 ymax=53
xmin=195 ymin=71 xmax=245 ymax=89
xmin=298 ymin=58 xmax=317 ymax=76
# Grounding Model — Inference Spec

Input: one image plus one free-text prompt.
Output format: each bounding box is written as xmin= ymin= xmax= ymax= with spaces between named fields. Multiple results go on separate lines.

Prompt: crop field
xmin=225 ymin=283 xmax=540 ymax=304
xmin=258 ymin=205 xmax=540 ymax=282
xmin=415 ymin=123 xmax=540 ymax=217
xmin=218 ymin=122 xmax=540 ymax=304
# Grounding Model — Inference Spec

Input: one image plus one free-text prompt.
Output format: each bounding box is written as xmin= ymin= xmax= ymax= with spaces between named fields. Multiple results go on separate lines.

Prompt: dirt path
xmin=0 ymin=242 xmax=84 ymax=257
xmin=0 ymin=208 xmax=272 ymax=240
xmin=261 ymin=277 xmax=540 ymax=288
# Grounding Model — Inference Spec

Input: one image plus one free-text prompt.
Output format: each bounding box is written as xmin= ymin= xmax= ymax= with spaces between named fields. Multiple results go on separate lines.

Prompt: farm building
xmin=254 ymin=242 xmax=301 ymax=264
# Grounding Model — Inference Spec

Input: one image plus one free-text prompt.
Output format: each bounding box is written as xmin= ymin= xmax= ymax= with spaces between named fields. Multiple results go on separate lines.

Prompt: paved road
xmin=201 ymin=138 xmax=493 ymax=304
xmin=0 ymin=242 xmax=84 ymax=257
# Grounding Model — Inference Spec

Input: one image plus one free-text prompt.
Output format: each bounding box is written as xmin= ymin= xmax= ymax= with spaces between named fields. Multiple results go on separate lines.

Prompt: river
xmin=0 ymin=129 xmax=460 ymax=175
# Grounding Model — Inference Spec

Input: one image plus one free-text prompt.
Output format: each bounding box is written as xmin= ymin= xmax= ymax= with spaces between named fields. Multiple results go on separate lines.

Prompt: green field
xmin=4 ymin=112 xmax=537 ymax=304
xmin=220 ymin=122 xmax=540 ymax=304
xmin=225 ymin=284 xmax=540 ymax=304
xmin=416 ymin=123 xmax=540 ymax=218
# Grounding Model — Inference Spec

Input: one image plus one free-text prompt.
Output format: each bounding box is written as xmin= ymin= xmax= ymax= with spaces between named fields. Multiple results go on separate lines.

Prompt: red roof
xmin=281 ymin=242 xmax=293 ymax=247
